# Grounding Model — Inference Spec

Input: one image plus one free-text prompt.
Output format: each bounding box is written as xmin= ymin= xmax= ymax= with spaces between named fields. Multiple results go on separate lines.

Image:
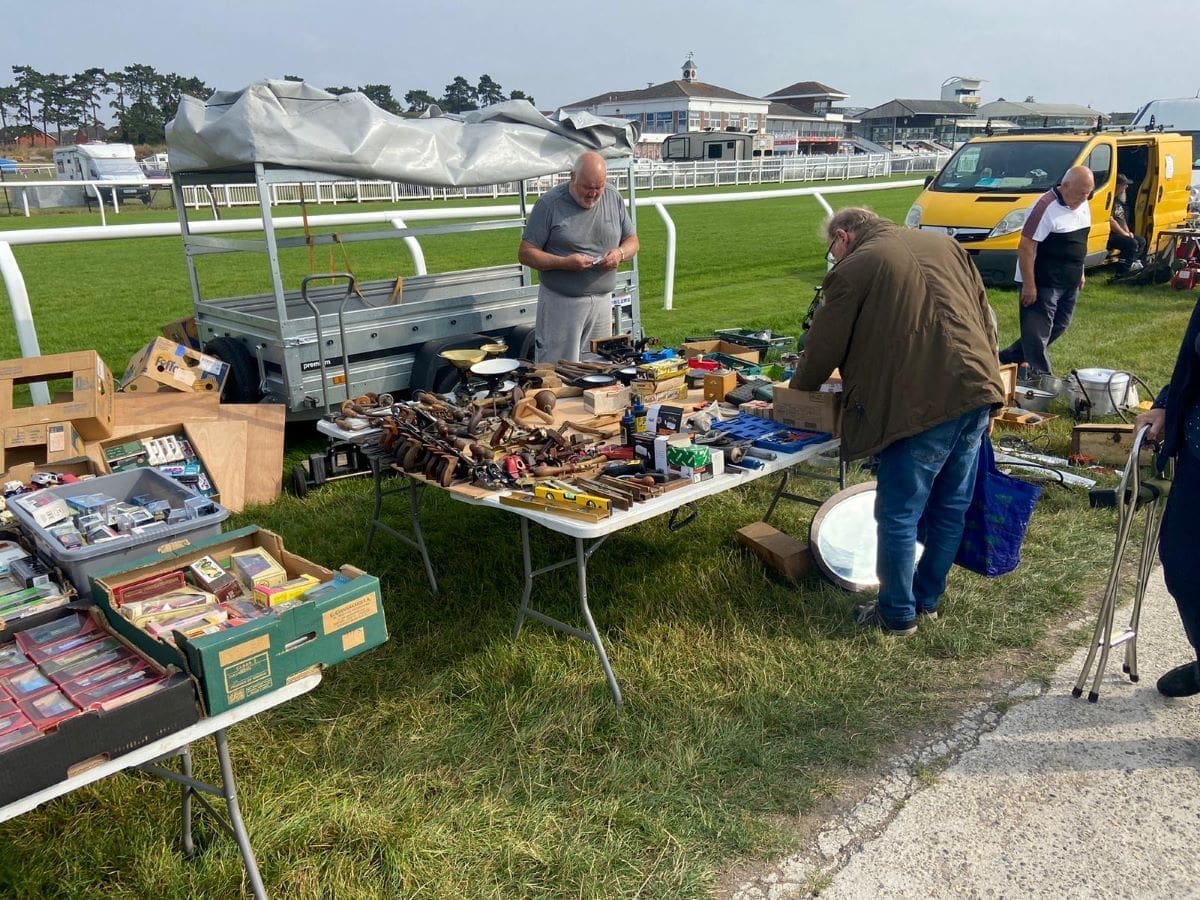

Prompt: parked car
xmin=0 ymin=158 xmax=19 ymax=174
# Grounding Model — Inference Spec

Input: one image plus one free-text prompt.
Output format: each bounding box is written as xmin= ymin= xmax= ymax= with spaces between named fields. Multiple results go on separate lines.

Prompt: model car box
xmin=0 ymin=350 xmax=115 ymax=440
xmin=120 ymin=337 xmax=229 ymax=395
xmin=0 ymin=421 xmax=87 ymax=474
xmin=91 ymin=526 xmax=387 ymax=715
xmin=0 ymin=607 xmax=200 ymax=807
xmin=771 ymin=385 xmax=842 ymax=436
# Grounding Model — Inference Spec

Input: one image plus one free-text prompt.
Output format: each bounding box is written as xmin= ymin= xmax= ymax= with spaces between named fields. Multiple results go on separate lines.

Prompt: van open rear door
xmin=1149 ymin=135 xmax=1192 ymax=241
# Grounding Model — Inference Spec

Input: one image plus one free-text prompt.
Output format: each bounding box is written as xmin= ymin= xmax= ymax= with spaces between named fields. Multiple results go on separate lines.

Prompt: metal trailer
xmin=170 ymin=161 xmax=641 ymax=418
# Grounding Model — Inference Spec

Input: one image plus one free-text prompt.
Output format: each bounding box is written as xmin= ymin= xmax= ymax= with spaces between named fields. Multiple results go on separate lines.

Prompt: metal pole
xmin=0 ymin=242 xmax=51 ymax=404
xmin=654 ymin=202 xmax=676 ymax=310
xmin=389 ymin=218 xmax=427 ymax=275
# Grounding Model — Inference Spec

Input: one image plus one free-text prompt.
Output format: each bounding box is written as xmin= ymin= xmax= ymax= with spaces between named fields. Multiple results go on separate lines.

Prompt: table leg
xmin=511 ymin=520 xmax=622 ymax=707
xmin=215 ymin=728 xmax=268 ymax=900
xmin=180 ymin=747 xmax=195 ymax=859
xmin=762 ymin=459 xmax=847 ymax=525
xmin=364 ymin=460 xmax=438 ymax=594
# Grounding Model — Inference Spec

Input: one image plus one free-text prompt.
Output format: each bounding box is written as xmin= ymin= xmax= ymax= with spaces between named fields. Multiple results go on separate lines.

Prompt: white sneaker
xmin=1129 ymin=260 xmax=1144 ymax=272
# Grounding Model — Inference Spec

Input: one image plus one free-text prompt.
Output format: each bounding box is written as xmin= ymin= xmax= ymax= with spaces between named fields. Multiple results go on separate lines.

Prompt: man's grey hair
xmin=824 ymin=207 xmax=882 ymax=242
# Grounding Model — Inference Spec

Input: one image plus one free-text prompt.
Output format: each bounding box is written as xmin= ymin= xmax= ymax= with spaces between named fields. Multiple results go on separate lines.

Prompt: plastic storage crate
xmin=713 ymin=328 xmax=796 ymax=355
xmin=8 ymin=468 xmax=228 ymax=599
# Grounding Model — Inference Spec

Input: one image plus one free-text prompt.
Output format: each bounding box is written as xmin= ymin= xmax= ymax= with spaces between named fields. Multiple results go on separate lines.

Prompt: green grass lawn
xmin=0 ymin=182 xmax=1194 ymax=898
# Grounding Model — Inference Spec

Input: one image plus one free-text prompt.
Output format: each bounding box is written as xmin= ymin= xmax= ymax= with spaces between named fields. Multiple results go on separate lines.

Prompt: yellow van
xmin=904 ymin=131 xmax=1194 ymax=284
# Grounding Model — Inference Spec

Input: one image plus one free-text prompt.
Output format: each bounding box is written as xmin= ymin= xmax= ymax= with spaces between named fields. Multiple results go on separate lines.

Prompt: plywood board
xmin=113 ymin=392 xmax=221 ymax=427
xmin=217 ymin=404 xmax=286 ymax=507
xmin=185 ymin=420 xmax=248 ymax=513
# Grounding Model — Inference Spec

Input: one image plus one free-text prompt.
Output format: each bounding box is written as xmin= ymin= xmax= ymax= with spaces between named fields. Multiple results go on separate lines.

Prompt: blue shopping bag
xmin=955 ymin=439 xmax=1042 ymax=577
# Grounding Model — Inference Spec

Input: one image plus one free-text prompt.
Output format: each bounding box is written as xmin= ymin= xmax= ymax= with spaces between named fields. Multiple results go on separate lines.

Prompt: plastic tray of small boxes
xmin=7 ymin=469 xmax=228 ymax=600
xmin=711 ymin=413 xmax=830 ymax=453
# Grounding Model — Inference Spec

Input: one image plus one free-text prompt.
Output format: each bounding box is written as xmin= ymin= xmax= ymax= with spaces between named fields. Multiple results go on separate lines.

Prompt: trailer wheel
xmin=204 ymin=336 xmax=262 ymax=403
xmin=290 ymin=464 xmax=309 ymax=498
xmin=409 ymin=333 xmax=493 ymax=393
xmin=505 ymin=324 xmax=537 ymax=362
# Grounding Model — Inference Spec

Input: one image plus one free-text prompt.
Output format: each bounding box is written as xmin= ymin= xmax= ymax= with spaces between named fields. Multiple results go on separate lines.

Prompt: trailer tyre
xmin=409 ymin=333 xmax=493 ymax=393
xmin=204 ymin=336 xmax=262 ymax=403
xmin=505 ymin=324 xmax=537 ymax=362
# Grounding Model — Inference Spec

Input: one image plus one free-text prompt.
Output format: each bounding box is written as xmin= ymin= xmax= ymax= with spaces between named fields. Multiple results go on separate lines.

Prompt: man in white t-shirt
xmin=998 ymin=165 xmax=1094 ymax=376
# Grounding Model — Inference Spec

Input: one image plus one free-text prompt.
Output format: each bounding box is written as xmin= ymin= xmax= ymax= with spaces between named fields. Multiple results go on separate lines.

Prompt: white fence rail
xmin=1 ymin=151 xmax=948 ymax=221
xmin=1 ymin=179 xmax=924 ymax=391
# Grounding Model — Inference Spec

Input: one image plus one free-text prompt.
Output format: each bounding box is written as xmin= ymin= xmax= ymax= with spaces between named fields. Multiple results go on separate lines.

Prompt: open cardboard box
xmin=0 ymin=350 xmax=115 ymax=440
xmin=92 ymin=526 xmax=387 ymax=715
xmin=96 ymin=423 xmax=220 ymax=502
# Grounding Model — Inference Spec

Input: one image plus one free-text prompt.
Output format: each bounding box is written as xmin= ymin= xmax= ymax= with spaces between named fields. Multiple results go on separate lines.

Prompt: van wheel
xmin=204 ymin=336 xmax=261 ymax=402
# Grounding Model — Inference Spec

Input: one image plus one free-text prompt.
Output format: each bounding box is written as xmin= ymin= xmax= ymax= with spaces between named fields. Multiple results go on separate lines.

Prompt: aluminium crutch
xmin=1073 ymin=424 xmax=1172 ymax=701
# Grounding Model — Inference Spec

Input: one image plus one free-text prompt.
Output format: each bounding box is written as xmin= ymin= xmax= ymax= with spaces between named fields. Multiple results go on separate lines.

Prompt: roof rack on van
xmin=984 ymin=116 xmax=1105 ymax=138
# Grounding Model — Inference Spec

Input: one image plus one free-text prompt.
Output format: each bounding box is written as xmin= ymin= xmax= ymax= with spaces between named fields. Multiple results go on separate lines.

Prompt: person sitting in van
xmin=1108 ymin=173 xmax=1146 ymax=273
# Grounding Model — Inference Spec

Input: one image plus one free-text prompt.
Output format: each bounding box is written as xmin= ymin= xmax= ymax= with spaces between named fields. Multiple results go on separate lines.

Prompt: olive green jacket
xmin=790 ymin=219 xmax=1005 ymax=460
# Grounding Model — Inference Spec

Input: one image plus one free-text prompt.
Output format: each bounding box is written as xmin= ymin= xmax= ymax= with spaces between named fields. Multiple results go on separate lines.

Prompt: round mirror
xmin=809 ymin=482 xmax=923 ymax=592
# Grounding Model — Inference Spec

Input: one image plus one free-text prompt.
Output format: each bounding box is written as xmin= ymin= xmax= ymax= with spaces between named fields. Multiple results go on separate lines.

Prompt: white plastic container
xmin=1068 ymin=369 xmax=1131 ymax=416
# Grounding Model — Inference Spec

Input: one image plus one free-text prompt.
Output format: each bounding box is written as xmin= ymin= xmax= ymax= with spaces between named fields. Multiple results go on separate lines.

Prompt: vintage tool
xmin=498 ymin=493 xmax=609 ymax=522
xmin=289 ymin=440 xmax=372 ymax=498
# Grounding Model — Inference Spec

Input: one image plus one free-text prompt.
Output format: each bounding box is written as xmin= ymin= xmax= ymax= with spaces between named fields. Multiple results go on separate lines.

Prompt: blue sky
xmin=4 ymin=0 xmax=1197 ymax=115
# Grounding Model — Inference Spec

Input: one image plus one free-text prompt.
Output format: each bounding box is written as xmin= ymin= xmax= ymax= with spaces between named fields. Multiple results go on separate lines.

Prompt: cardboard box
xmin=583 ymin=385 xmax=631 ymax=415
xmin=772 ymin=386 xmax=842 ymax=435
xmin=0 ymin=458 xmax=99 ymax=488
xmin=681 ymin=340 xmax=762 ymax=364
xmin=736 ymin=522 xmax=811 ymax=581
xmin=1 ymin=421 xmax=86 ymax=473
xmin=120 ymin=337 xmax=229 ymax=395
xmin=1071 ymin=423 xmax=1154 ymax=466
xmin=999 ymin=363 xmax=1018 ymax=407
xmin=0 ymin=351 xmax=115 ymax=440
xmin=92 ymin=526 xmax=388 ymax=715
xmin=160 ymin=316 xmax=201 ymax=351
xmin=0 ymin=608 xmax=200 ymax=807
xmin=704 ymin=370 xmax=738 ymax=402
xmin=630 ymin=375 xmax=689 ymax=403
xmin=646 ymin=403 xmax=686 ymax=434
xmin=97 ymin=424 xmax=219 ymax=501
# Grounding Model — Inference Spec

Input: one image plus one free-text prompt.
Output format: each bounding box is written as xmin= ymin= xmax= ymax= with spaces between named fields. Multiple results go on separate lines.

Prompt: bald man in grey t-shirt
xmin=518 ymin=151 xmax=639 ymax=363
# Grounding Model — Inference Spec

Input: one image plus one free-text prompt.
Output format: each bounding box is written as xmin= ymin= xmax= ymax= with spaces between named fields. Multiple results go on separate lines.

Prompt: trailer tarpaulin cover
xmin=166 ymin=81 xmax=638 ymax=185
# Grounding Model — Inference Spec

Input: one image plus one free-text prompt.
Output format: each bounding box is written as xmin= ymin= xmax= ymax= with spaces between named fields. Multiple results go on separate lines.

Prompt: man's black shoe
xmin=1156 ymin=661 xmax=1200 ymax=698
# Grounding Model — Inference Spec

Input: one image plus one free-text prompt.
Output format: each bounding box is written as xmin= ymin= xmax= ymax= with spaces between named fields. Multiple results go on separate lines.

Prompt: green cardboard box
xmin=91 ymin=526 xmax=387 ymax=715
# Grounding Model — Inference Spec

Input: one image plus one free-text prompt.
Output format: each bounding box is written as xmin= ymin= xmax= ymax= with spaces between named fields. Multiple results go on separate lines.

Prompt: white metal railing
xmin=1 ymin=179 xmax=923 ymax=380
xmin=0 ymin=177 xmax=171 ymax=224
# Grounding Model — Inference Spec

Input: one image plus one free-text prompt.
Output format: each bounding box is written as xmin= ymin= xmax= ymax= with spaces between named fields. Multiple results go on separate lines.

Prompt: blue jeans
xmin=874 ymin=406 xmax=991 ymax=628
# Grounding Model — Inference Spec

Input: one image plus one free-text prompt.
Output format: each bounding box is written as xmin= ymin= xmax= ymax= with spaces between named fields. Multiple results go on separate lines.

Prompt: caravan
xmin=53 ymin=143 xmax=152 ymax=206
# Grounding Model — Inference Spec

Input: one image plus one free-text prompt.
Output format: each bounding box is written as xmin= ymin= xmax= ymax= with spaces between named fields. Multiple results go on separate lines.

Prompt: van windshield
xmin=931 ymin=140 xmax=1085 ymax=193
xmin=89 ymin=158 xmax=145 ymax=180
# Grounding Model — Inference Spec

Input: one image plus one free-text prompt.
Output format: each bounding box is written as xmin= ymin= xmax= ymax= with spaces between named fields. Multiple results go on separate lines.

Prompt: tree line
xmin=0 ymin=65 xmax=535 ymax=146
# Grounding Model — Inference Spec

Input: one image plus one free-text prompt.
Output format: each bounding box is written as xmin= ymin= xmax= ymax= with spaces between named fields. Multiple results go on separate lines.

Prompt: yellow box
xmin=254 ymin=573 xmax=321 ymax=607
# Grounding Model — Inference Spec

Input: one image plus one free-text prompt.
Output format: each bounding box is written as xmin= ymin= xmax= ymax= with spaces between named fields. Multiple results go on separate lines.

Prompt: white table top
xmin=0 ymin=671 xmax=322 ymax=823
xmin=452 ymin=438 xmax=840 ymax=539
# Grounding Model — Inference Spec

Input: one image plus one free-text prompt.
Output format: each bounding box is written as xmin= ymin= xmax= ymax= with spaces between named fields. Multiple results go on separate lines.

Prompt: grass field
xmin=0 ymin=181 xmax=1194 ymax=898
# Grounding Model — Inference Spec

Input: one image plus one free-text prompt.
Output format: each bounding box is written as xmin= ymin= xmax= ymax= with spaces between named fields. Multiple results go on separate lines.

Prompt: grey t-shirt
xmin=522 ymin=182 xmax=635 ymax=296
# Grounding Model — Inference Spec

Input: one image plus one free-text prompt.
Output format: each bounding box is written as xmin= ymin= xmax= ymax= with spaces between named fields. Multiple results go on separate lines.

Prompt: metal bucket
xmin=1068 ymin=368 xmax=1131 ymax=416
xmin=1038 ymin=374 xmax=1067 ymax=397
xmin=1015 ymin=386 xmax=1056 ymax=412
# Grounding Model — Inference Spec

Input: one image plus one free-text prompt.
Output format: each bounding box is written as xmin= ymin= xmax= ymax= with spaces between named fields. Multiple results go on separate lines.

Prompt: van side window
xmin=1087 ymin=143 xmax=1113 ymax=187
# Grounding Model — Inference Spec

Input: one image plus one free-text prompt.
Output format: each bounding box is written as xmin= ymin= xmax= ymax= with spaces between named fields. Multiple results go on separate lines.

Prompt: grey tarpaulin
xmin=166 ymin=80 xmax=639 ymax=185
